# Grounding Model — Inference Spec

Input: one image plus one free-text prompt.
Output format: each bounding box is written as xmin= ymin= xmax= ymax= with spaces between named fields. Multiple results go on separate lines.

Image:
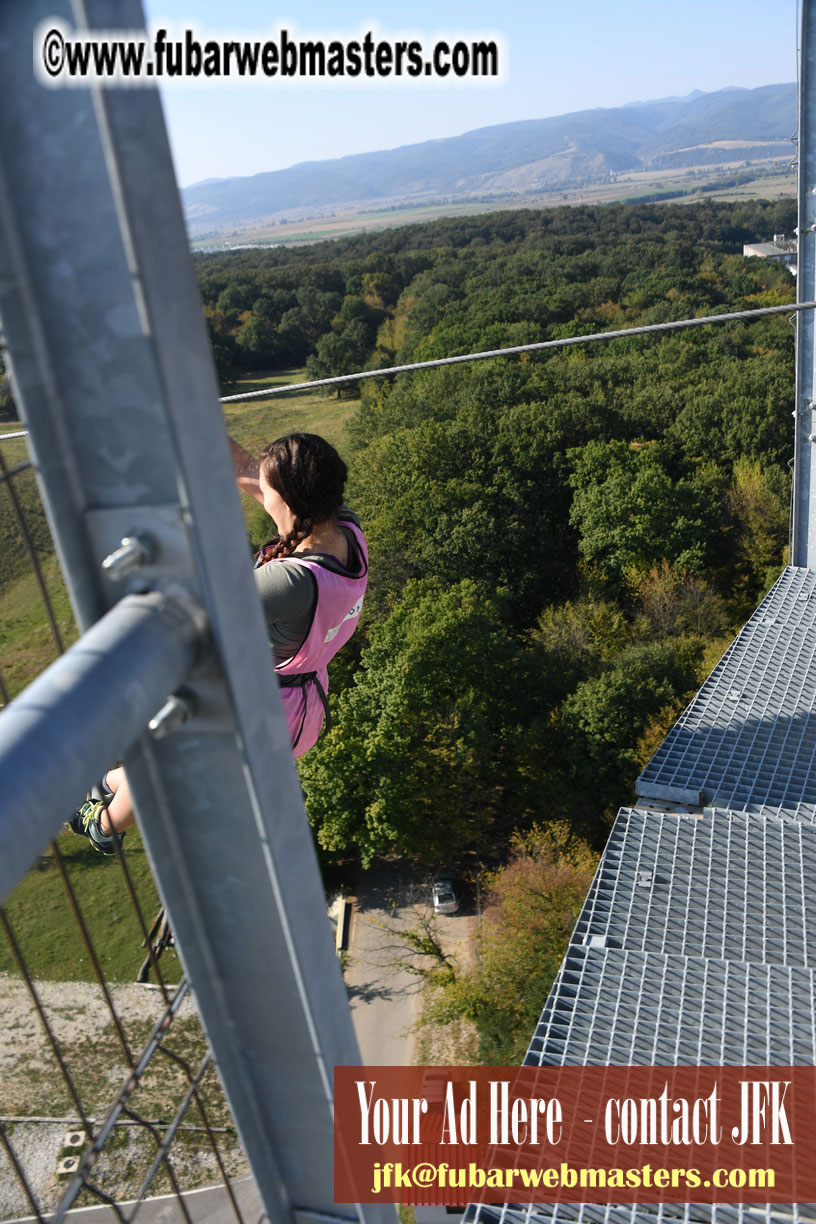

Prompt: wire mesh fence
xmin=0 ymin=429 xmax=252 ymax=1224
xmin=0 ymin=431 xmax=71 ymax=708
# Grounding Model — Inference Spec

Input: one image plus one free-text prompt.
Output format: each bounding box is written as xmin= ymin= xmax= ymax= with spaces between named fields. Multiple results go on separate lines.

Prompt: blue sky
xmin=143 ymin=0 xmax=800 ymax=188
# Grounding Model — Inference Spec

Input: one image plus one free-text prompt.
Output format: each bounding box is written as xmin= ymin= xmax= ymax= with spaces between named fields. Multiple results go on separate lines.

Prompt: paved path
xmin=344 ymin=862 xmax=427 ymax=1065
xmin=4 ymin=1174 xmax=265 ymax=1224
xmin=344 ymin=862 xmax=474 ymax=1067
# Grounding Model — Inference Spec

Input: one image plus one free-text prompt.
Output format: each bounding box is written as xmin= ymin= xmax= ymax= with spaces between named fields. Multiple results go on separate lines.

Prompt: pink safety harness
xmin=255 ymin=519 xmax=368 ymax=756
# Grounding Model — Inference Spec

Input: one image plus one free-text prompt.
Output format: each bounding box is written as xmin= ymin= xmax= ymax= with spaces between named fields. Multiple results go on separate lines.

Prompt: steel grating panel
xmin=636 ymin=568 xmax=816 ymax=822
xmin=571 ymin=807 xmax=816 ymax=967
xmin=522 ymin=946 xmax=816 ymax=1067
xmin=464 ymin=1202 xmax=811 ymax=1224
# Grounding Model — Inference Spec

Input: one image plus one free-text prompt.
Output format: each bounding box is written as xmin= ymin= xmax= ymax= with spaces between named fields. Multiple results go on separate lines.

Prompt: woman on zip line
xmin=68 ymin=430 xmax=368 ymax=855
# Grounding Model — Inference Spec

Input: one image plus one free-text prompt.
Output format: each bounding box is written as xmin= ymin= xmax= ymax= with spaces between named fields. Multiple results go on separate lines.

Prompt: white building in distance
xmin=743 ymin=231 xmax=798 ymax=274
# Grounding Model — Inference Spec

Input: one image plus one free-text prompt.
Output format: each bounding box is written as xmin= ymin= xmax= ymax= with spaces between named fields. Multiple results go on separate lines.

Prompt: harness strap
xmin=277 ymin=670 xmax=332 ymax=749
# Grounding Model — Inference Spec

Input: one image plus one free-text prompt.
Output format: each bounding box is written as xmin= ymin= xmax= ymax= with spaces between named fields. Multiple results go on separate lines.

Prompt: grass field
xmin=222 ymin=367 xmax=356 ymax=452
xmin=0 ymin=421 xmax=79 ymax=703
xmin=0 ymin=370 xmax=356 ymax=984
xmin=0 ymin=560 xmax=77 ymax=702
xmin=223 ymin=368 xmax=359 ymax=546
xmin=0 ymin=829 xmax=176 ymax=982
xmin=0 ymin=426 xmax=29 ymax=457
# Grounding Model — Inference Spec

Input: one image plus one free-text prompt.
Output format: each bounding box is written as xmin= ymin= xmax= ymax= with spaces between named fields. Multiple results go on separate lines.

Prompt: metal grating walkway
xmin=570 ymin=807 xmax=816 ymax=967
xmin=467 ymin=1203 xmax=812 ymax=1224
xmin=462 ymin=805 xmax=816 ymax=1224
xmin=522 ymin=944 xmax=816 ymax=1066
xmin=462 ymin=567 xmax=816 ymax=1224
xmin=636 ymin=568 xmax=816 ymax=821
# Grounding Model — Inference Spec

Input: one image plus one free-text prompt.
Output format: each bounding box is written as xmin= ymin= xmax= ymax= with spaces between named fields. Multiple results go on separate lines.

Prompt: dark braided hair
xmin=260 ymin=433 xmax=347 ymax=559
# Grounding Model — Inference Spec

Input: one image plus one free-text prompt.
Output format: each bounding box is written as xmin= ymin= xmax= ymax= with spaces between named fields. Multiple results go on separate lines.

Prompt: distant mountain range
xmin=182 ymin=83 xmax=795 ymax=238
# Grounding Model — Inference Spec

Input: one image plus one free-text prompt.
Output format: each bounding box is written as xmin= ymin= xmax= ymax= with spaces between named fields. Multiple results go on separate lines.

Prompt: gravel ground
xmin=0 ymin=884 xmax=472 ymax=1218
xmin=0 ymin=975 xmax=247 ymax=1220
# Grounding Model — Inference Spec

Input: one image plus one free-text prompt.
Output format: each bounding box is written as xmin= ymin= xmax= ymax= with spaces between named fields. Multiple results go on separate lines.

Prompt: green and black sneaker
xmin=66 ymin=798 xmax=124 ymax=856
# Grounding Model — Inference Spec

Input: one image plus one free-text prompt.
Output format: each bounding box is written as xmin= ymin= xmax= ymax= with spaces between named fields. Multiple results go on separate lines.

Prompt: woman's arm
xmin=228 ymin=436 xmax=264 ymax=504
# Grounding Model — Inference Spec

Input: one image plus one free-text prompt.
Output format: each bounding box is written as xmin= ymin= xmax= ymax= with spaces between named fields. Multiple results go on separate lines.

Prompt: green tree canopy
xmin=557 ymin=637 xmax=705 ymax=815
xmin=569 ymin=439 xmax=722 ymax=580
xmin=299 ymin=579 xmax=550 ymax=866
xmin=235 ymin=315 xmax=280 ymax=369
xmin=421 ymin=824 xmax=598 ymax=1064
xmin=305 ymin=320 xmax=371 ymax=393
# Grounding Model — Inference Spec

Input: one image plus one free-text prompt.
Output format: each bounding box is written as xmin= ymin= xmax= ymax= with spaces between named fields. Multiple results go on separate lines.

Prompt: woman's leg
xmin=97 ymin=767 xmax=136 ymax=836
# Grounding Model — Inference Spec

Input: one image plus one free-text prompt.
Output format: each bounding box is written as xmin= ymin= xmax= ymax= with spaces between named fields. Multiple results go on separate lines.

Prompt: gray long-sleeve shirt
xmin=253 ymin=508 xmax=364 ymax=664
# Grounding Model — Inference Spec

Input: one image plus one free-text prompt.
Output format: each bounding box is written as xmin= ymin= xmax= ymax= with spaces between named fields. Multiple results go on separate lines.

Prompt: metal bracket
xmin=85 ymin=504 xmax=239 ymax=734
xmin=86 ymin=504 xmax=193 ymax=598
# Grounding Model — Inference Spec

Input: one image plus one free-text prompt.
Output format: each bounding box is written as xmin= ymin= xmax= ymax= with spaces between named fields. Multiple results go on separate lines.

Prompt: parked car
xmin=432 ymin=873 xmax=460 ymax=915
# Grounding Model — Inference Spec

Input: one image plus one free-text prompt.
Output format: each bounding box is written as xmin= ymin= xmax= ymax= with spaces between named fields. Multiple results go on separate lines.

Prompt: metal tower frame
xmin=0 ymin=4 xmax=389 ymax=1222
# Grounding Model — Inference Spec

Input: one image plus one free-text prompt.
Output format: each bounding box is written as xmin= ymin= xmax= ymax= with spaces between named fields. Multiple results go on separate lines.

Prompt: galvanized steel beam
xmin=794 ymin=0 xmax=816 ymax=565
xmin=0 ymin=4 xmax=385 ymax=1221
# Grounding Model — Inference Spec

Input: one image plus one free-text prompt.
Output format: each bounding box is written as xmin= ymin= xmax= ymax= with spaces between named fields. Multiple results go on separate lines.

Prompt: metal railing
xmin=0 ymin=429 xmax=251 ymax=1222
xmin=0 ymin=435 xmax=67 ymax=705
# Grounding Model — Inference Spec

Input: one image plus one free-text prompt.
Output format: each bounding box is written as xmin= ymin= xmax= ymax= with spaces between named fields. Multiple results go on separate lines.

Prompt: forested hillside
xmin=196 ymin=199 xmax=796 ymax=868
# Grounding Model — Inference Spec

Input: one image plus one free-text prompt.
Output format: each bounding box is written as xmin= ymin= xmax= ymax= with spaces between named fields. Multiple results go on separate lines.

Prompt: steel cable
xmin=220 ymin=300 xmax=815 ymax=402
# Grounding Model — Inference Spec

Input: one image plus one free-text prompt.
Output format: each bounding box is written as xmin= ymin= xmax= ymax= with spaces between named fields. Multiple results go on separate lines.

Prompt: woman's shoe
xmin=66 ymin=798 xmax=124 ymax=856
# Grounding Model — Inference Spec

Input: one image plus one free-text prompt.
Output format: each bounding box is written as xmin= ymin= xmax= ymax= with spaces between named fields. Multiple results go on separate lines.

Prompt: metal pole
xmin=793 ymin=0 xmax=816 ymax=565
xmin=0 ymin=590 xmax=203 ymax=905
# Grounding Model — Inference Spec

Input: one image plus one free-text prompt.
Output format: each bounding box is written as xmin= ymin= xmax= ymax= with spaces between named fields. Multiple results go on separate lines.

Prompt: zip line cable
xmin=219 ymin=300 xmax=815 ymax=402
xmin=1 ymin=302 xmax=812 ymax=442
